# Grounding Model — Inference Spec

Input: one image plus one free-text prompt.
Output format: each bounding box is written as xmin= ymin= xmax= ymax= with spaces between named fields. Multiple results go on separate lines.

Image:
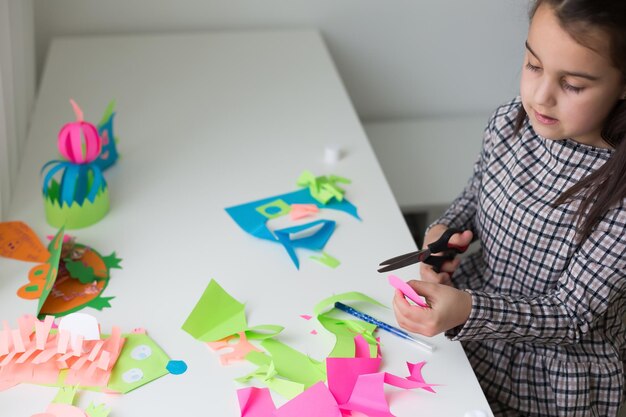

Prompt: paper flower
xmin=41 ymin=100 xmax=110 ymax=229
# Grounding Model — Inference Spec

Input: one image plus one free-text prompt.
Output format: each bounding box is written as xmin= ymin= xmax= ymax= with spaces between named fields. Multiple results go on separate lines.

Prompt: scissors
xmin=378 ymin=227 xmax=469 ymax=273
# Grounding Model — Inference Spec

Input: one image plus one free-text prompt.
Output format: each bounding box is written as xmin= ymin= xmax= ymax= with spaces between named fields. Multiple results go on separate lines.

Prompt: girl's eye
xmin=562 ymin=81 xmax=583 ymax=94
xmin=525 ymin=62 xmax=541 ymax=72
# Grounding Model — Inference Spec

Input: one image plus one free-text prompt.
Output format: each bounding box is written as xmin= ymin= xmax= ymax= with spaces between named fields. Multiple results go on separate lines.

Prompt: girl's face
xmin=520 ymin=3 xmax=626 ymax=147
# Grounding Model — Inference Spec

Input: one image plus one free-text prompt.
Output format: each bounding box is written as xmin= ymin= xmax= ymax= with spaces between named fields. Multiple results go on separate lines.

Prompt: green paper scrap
xmin=318 ymin=313 xmax=377 ymax=358
xmin=245 ymin=324 xmax=284 ymax=340
xmin=52 ymin=385 xmax=78 ymax=404
xmin=98 ymin=100 xmax=116 ymax=126
xmin=64 ymin=259 xmax=98 ymax=284
xmin=259 ymin=338 xmax=326 ymax=389
xmin=44 ymin=182 xmax=110 ymax=229
xmin=238 ymin=353 xmax=305 ymax=399
xmin=107 ymin=332 xmax=170 ymax=394
xmin=85 ymin=403 xmax=112 ymax=417
xmin=309 ymin=252 xmax=340 ymax=268
xmin=297 ymin=170 xmax=351 ymax=205
xmin=182 ymin=279 xmax=247 ymax=342
xmin=313 ymin=291 xmax=387 ymax=358
xmin=38 ymin=227 xmax=65 ymax=317
xmin=255 ymin=198 xmax=291 ymax=219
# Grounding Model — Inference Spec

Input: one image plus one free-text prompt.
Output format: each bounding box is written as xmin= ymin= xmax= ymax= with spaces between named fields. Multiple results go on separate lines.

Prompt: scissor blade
xmin=377 ymin=253 xmax=424 ymax=272
xmin=379 ymin=248 xmax=431 ymax=266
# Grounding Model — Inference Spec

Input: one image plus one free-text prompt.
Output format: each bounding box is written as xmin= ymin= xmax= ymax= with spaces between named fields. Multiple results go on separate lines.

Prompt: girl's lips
xmin=534 ymin=110 xmax=559 ymax=125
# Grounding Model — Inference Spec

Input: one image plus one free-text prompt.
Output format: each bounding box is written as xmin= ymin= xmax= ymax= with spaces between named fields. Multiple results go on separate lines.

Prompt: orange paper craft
xmin=0 ymin=222 xmax=50 ymax=263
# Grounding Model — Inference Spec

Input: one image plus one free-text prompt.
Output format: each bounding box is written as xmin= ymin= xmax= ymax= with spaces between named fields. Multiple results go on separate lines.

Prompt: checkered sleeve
xmin=428 ymin=114 xmax=496 ymax=234
xmin=447 ymin=209 xmax=626 ymax=343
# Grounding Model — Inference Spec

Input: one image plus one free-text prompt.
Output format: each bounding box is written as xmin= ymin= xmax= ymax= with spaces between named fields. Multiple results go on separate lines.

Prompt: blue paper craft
xmin=225 ymin=188 xmax=360 ymax=268
xmin=95 ymin=100 xmax=120 ymax=171
xmin=274 ymin=220 xmax=336 ymax=269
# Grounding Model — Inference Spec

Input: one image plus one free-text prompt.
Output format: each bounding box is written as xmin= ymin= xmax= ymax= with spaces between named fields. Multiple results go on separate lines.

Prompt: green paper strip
xmin=318 ymin=313 xmax=377 ymax=358
xmin=309 ymin=252 xmax=340 ymax=268
xmin=313 ymin=291 xmax=386 ymax=316
xmin=182 ymin=279 xmax=247 ymax=342
xmin=37 ymin=227 xmax=65 ymax=317
xmin=245 ymin=324 xmax=284 ymax=340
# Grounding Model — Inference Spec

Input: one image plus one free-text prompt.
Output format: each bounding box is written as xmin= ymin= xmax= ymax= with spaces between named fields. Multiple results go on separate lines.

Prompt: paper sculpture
xmin=94 ymin=100 xmax=120 ymax=172
xmin=225 ymin=176 xmax=360 ymax=268
xmin=0 ymin=222 xmax=122 ymax=318
xmin=41 ymin=100 xmax=116 ymax=229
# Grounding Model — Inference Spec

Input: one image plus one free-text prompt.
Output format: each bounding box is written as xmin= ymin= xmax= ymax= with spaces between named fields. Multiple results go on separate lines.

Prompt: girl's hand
xmin=420 ymin=225 xmax=473 ymax=286
xmin=393 ymin=280 xmax=472 ymax=337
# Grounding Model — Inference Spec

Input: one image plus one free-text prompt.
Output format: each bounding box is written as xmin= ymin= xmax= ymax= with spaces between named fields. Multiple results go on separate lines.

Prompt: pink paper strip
xmin=388 ymin=275 xmax=429 ymax=307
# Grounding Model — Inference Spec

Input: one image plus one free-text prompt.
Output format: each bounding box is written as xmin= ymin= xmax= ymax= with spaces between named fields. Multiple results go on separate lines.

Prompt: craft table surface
xmin=0 ymin=30 xmax=492 ymax=416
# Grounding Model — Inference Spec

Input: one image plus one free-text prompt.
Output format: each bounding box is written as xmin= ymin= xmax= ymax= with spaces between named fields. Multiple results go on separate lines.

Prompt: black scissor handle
xmin=422 ymin=251 xmax=456 ymax=273
xmin=426 ymin=227 xmax=468 ymax=254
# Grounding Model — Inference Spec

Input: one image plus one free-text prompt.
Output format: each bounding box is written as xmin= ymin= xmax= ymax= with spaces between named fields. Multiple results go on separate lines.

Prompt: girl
xmin=392 ymin=0 xmax=626 ymax=415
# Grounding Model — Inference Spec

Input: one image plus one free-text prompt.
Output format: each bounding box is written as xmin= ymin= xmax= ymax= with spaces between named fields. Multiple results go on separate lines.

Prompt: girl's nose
xmin=534 ymin=77 xmax=557 ymax=107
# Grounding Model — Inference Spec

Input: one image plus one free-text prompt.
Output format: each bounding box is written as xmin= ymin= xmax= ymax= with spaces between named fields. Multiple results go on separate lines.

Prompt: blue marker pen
xmin=334 ymin=301 xmax=434 ymax=353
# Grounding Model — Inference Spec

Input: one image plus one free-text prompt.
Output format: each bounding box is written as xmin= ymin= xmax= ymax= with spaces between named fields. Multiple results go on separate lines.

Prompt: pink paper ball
xmin=57 ymin=99 xmax=102 ymax=164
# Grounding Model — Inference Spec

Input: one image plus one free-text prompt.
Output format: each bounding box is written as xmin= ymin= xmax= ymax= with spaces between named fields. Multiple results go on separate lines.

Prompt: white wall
xmin=34 ymin=0 xmax=530 ymax=121
xmin=0 ymin=0 xmax=36 ymax=220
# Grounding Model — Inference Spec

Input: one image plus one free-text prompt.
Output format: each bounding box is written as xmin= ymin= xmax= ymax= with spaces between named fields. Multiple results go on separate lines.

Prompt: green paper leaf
xmin=85 ymin=402 xmax=112 ymax=417
xmin=64 ymin=259 xmax=97 ymax=284
xmin=88 ymin=296 xmax=115 ymax=310
xmin=52 ymin=385 xmax=78 ymax=405
xmin=101 ymin=252 xmax=122 ymax=269
xmin=182 ymin=279 xmax=247 ymax=342
xmin=37 ymin=227 xmax=65 ymax=318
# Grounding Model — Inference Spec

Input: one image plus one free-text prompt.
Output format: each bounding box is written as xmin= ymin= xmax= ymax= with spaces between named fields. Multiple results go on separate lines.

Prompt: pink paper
xmin=388 ymin=275 xmax=429 ymax=307
xmin=207 ymin=332 xmax=261 ymax=365
xmin=274 ymin=382 xmax=342 ymax=417
xmin=290 ymin=204 xmax=319 ymax=220
xmin=299 ymin=315 xmax=313 ymax=321
xmin=310 ymin=330 xmax=318 ymax=335
xmin=237 ymin=387 xmax=276 ymax=417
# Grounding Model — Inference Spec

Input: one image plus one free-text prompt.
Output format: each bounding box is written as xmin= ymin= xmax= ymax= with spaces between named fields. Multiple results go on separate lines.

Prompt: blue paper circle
xmin=166 ymin=360 xmax=188 ymax=375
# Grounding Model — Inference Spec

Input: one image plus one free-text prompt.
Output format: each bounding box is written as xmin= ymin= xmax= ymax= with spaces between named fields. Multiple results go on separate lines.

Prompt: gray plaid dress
xmin=435 ymin=97 xmax=626 ymax=416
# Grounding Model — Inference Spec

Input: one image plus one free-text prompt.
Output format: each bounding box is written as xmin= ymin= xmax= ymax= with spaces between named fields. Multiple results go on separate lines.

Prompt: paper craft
xmin=274 ymin=381 xmax=342 ymax=417
xmin=290 ymin=204 xmax=319 ymax=220
xmin=95 ymin=100 xmax=120 ymax=171
xmin=206 ymin=331 xmax=261 ymax=365
xmin=181 ymin=279 xmax=247 ymax=342
xmin=274 ymin=220 xmax=336 ymax=268
xmin=31 ymin=386 xmax=111 ymax=417
xmin=107 ymin=329 xmax=171 ymax=394
xmin=15 ymin=226 xmax=122 ymax=318
xmin=0 ymin=221 xmax=50 ymax=263
xmin=41 ymin=100 xmax=111 ymax=229
xmin=225 ymin=185 xmax=359 ymax=269
xmin=388 ymin=275 xmax=429 ymax=308
xmin=296 ymin=171 xmax=351 ymax=205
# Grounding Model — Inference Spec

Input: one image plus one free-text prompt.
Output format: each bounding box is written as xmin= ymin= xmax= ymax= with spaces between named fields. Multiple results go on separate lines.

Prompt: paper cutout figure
xmin=95 ymin=100 xmax=120 ymax=171
xmin=226 ymin=187 xmax=359 ymax=269
xmin=296 ymin=171 xmax=351 ymax=205
xmin=0 ymin=221 xmax=50 ymax=263
xmin=14 ymin=226 xmax=122 ymax=318
xmin=206 ymin=331 xmax=261 ymax=365
xmin=31 ymin=386 xmax=111 ymax=417
xmin=107 ymin=330 xmax=171 ymax=394
xmin=41 ymin=100 xmax=110 ymax=229
xmin=388 ymin=275 xmax=429 ymax=308
xmin=290 ymin=204 xmax=319 ymax=220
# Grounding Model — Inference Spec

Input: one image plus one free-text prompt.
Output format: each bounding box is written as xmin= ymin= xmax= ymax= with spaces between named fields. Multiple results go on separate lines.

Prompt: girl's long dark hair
xmin=514 ymin=0 xmax=626 ymax=242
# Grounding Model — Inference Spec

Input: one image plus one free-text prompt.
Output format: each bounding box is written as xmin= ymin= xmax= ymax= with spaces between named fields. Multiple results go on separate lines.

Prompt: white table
xmin=0 ymin=31 xmax=492 ymax=416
